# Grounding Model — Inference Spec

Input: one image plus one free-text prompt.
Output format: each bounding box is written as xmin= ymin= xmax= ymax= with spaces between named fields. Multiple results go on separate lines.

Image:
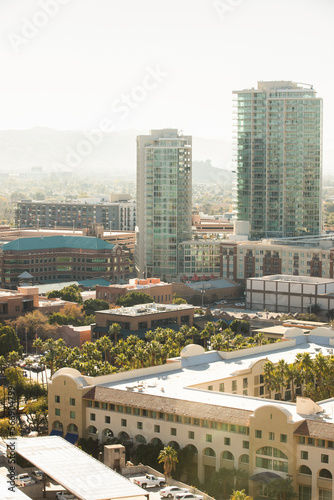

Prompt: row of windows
xmin=299 ymin=436 xmax=334 ymax=448
xmin=255 ymin=430 xmax=287 ymax=442
xmin=55 ymin=396 xmax=75 ymax=405
xmin=87 ymin=401 xmax=249 ymax=432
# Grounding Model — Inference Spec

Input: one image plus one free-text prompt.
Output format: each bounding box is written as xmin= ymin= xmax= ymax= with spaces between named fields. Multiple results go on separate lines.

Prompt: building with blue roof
xmin=0 ymin=235 xmax=129 ymax=288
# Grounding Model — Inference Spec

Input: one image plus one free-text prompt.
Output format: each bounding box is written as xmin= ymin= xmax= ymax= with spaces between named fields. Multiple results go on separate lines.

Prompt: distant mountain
xmin=0 ymin=128 xmax=233 ymax=179
xmin=192 ymin=160 xmax=233 ymax=184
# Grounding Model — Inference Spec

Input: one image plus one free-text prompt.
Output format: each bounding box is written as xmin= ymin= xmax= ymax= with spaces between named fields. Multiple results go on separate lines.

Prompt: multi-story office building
xmin=220 ymin=236 xmax=334 ymax=283
xmin=135 ymin=129 xmax=192 ymax=281
xmin=15 ymin=198 xmax=136 ymax=232
xmin=0 ymin=235 xmax=129 ymax=287
xmin=49 ymin=328 xmax=334 ymax=498
xmin=233 ymin=81 xmax=322 ymax=239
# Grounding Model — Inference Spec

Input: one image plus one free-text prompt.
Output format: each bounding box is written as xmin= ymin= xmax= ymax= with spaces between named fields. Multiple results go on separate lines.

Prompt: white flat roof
xmin=103 ymin=340 xmax=334 ymax=424
xmin=8 ymin=437 xmax=146 ymax=500
xmin=0 ymin=474 xmax=31 ymax=500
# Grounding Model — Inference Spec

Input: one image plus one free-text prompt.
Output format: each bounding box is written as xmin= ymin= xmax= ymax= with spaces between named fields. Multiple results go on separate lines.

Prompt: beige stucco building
xmin=48 ymin=328 xmax=334 ymax=499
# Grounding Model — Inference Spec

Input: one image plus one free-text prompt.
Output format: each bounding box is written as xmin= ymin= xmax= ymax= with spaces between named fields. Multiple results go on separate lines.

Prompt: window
xmin=328 ymin=441 xmax=334 ymax=448
xmin=202 ymin=420 xmax=209 ymax=428
xmin=125 ymin=407 xmax=132 ymax=414
xmin=243 ymin=378 xmax=248 ymax=388
xmin=319 ymin=490 xmax=331 ymax=500
xmin=318 ymin=439 xmax=326 ymax=447
xmin=70 ymin=398 xmax=75 ymax=406
xmin=109 ymin=404 xmax=115 ymax=411
xmin=211 ymin=422 xmax=218 ymax=430
xmin=94 ymin=402 xmax=99 ymax=408
xmin=55 ymin=408 xmax=60 ymax=416
xmin=299 ymin=485 xmax=311 ymax=500
xmin=193 ymin=418 xmax=200 ymax=426
xmin=222 ymin=451 xmax=233 ymax=461
xmin=221 ymin=423 xmax=228 ymax=431
xmin=321 ymin=454 xmax=329 ymax=464
xmin=90 ymin=413 xmax=96 ymax=421
xmin=308 ymin=438 xmax=315 ymax=446
xmin=142 ymin=409 xmax=148 ymax=417
xmin=269 ymin=432 xmax=275 ymax=441
xmin=219 ymin=383 xmax=225 ymax=392
xmin=151 ymin=411 xmax=157 ymax=419
xmin=133 ymin=408 xmax=139 ymax=416
xmin=176 ymin=415 xmax=182 ymax=423
xmin=55 ymin=396 xmax=60 ymax=403
xmin=280 ymin=434 xmax=287 ymax=443
xmin=243 ymin=441 xmax=249 ymax=449
xmin=121 ymin=419 xmax=127 ymax=427
xmin=224 ymin=437 xmax=230 ymax=446
xmin=206 ymin=434 xmax=212 ymax=443
xmin=240 ymin=454 xmax=249 ymax=464
xmin=255 ymin=430 xmax=262 ymax=438
xmin=159 ymin=412 xmax=165 ymax=420
xmin=208 ymin=385 xmax=213 ymax=391
xmin=137 ymin=422 xmax=143 ymax=430
xmin=184 ymin=417 xmax=191 ymax=424
xmin=102 ymin=403 xmax=107 ymax=410
xmin=167 ymin=413 xmax=174 ymax=421
xmin=154 ymin=425 xmax=160 ymax=433
xmin=88 ymin=400 xmax=92 ymax=407
xmin=230 ymin=425 xmax=237 ymax=433
xmin=117 ymin=405 xmax=123 ymax=413
xmin=301 ymin=451 xmax=308 ymax=460
xmin=204 ymin=448 xmax=215 ymax=457
xmin=88 ymin=426 xmax=97 ymax=434
xmin=299 ymin=436 xmax=306 ymax=444
xmin=188 ymin=431 xmax=194 ymax=439
xmin=171 ymin=428 xmax=177 ymax=436
xmin=232 ymin=380 xmax=237 ymax=392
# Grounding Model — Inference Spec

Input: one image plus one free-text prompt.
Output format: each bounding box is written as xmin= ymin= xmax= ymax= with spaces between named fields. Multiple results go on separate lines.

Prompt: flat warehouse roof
xmin=6 ymin=436 xmax=146 ymax=500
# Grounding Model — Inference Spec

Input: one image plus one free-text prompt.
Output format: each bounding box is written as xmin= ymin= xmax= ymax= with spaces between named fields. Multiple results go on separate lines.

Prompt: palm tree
xmin=262 ymin=360 xmax=275 ymax=399
xmin=230 ymin=490 xmax=253 ymax=500
xmin=96 ymin=336 xmax=113 ymax=365
xmin=275 ymin=359 xmax=288 ymax=399
xmin=222 ymin=328 xmax=235 ymax=352
xmin=285 ymin=363 xmax=298 ymax=402
xmin=158 ymin=445 xmax=178 ymax=479
xmin=109 ymin=323 xmax=121 ymax=345
xmin=295 ymin=352 xmax=314 ymax=393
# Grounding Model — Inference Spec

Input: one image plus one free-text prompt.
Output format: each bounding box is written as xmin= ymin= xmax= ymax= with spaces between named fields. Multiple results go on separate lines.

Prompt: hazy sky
xmin=1 ymin=0 xmax=333 ymax=148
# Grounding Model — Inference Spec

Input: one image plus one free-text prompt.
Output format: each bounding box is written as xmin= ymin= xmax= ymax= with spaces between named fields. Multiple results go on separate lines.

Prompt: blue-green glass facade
xmin=234 ymin=82 xmax=322 ymax=239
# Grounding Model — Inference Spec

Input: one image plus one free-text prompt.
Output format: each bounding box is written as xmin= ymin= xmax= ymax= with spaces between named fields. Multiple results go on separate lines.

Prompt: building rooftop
xmin=2 ymin=235 xmax=115 ymax=252
xmin=97 ymin=302 xmax=194 ymax=317
xmin=248 ymin=274 xmax=334 ymax=285
xmin=61 ymin=328 xmax=334 ymax=427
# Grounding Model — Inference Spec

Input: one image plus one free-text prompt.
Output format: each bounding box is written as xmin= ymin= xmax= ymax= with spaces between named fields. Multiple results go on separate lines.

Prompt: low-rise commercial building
xmin=96 ymin=278 xmax=173 ymax=305
xmin=49 ymin=328 xmax=334 ymax=498
xmin=246 ymin=275 xmax=334 ymax=315
xmin=0 ymin=236 xmax=129 ymax=288
xmin=94 ymin=302 xmax=194 ymax=338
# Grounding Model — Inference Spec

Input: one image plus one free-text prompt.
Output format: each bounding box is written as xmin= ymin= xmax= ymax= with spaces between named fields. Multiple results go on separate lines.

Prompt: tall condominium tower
xmin=233 ymin=81 xmax=322 ymax=239
xmin=135 ymin=129 xmax=192 ymax=280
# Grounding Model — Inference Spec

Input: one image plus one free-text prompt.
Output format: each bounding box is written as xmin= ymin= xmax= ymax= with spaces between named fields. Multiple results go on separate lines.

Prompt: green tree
xmin=172 ymin=294 xmax=187 ymax=305
xmin=116 ymin=292 xmax=154 ymax=307
xmin=0 ymin=327 xmax=23 ymax=357
xmin=266 ymin=478 xmax=297 ymax=500
xmin=109 ymin=323 xmax=121 ymax=345
xmin=47 ymin=284 xmax=83 ymax=303
xmin=83 ymin=298 xmax=109 ymax=316
xmin=158 ymin=445 xmax=178 ymax=479
xmin=230 ymin=490 xmax=253 ymax=500
xmin=0 ymin=418 xmax=20 ymax=438
xmin=24 ymin=396 xmax=48 ymax=433
xmin=262 ymin=360 xmax=275 ymax=399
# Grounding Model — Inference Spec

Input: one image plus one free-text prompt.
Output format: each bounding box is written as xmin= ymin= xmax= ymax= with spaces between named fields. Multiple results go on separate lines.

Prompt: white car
xmin=175 ymin=494 xmax=203 ymax=500
xmin=160 ymin=486 xmax=189 ymax=498
xmin=56 ymin=492 xmax=77 ymax=500
xmin=15 ymin=473 xmax=35 ymax=487
xmin=32 ymin=470 xmax=44 ymax=480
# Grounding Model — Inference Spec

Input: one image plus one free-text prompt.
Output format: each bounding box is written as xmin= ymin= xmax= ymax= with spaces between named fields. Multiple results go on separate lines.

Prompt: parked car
xmin=15 ymin=473 xmax=35 ymax=487
xmin=56 ymin=492 xmax=77 ymax=500
xmin=160 ymin=486 xmax=189 ymax=498
xmin=32 ymin=470 xmax=43 ymax=480
xmin=175 ymin=494 xmax=203 ymax=500
xmin=132 ymin=473 xmax=166 ymax=488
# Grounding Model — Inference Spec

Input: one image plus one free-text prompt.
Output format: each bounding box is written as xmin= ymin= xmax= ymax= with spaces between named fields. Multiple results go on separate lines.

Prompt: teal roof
xmin=2 ymin=236 xmax=115 ymax=252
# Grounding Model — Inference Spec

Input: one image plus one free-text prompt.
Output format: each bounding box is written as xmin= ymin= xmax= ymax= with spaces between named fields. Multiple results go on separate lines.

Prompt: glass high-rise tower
xmin=233 ymin=81 xmax=322 ymax=239
xmin=135 ymin=129 xmax=192 ymax=280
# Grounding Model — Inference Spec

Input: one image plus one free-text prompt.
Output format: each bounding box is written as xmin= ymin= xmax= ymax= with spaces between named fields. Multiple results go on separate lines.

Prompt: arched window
xmin=53 ymin=421 xmax=63 ymax=430
xmin=88 ymin=426 xmax=97 ymax=434
xmin=68 ymin=424 xmax=78 ymax=433
xmin=256 ymin=447 xmax=288 ymax=460
xmin=119 ymin=432 xmax=130 ymax=441
xmin=185 ymin=444 xmax=198 ymax=454
xmin=135 ymin=435 xmax=146 ymax=444
xmin=222 ymin=451 xmax=234 ymax=461
xmin=103 ymin=429 xmax=113 ymax=438
xmin=168 ymin=441 xmax=180 ymax=450
xmin=299 ymin=466 xmax=312 ymax=475
xmin=240 ymin=454 xmax=249 ymax=464
xmin=204 ymin=448 xmax=216 ymax=457
xmin=319 ymin=469 xmax=332 ymax=479
xmin=151 ymin=438 xmax=163 ymax=447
